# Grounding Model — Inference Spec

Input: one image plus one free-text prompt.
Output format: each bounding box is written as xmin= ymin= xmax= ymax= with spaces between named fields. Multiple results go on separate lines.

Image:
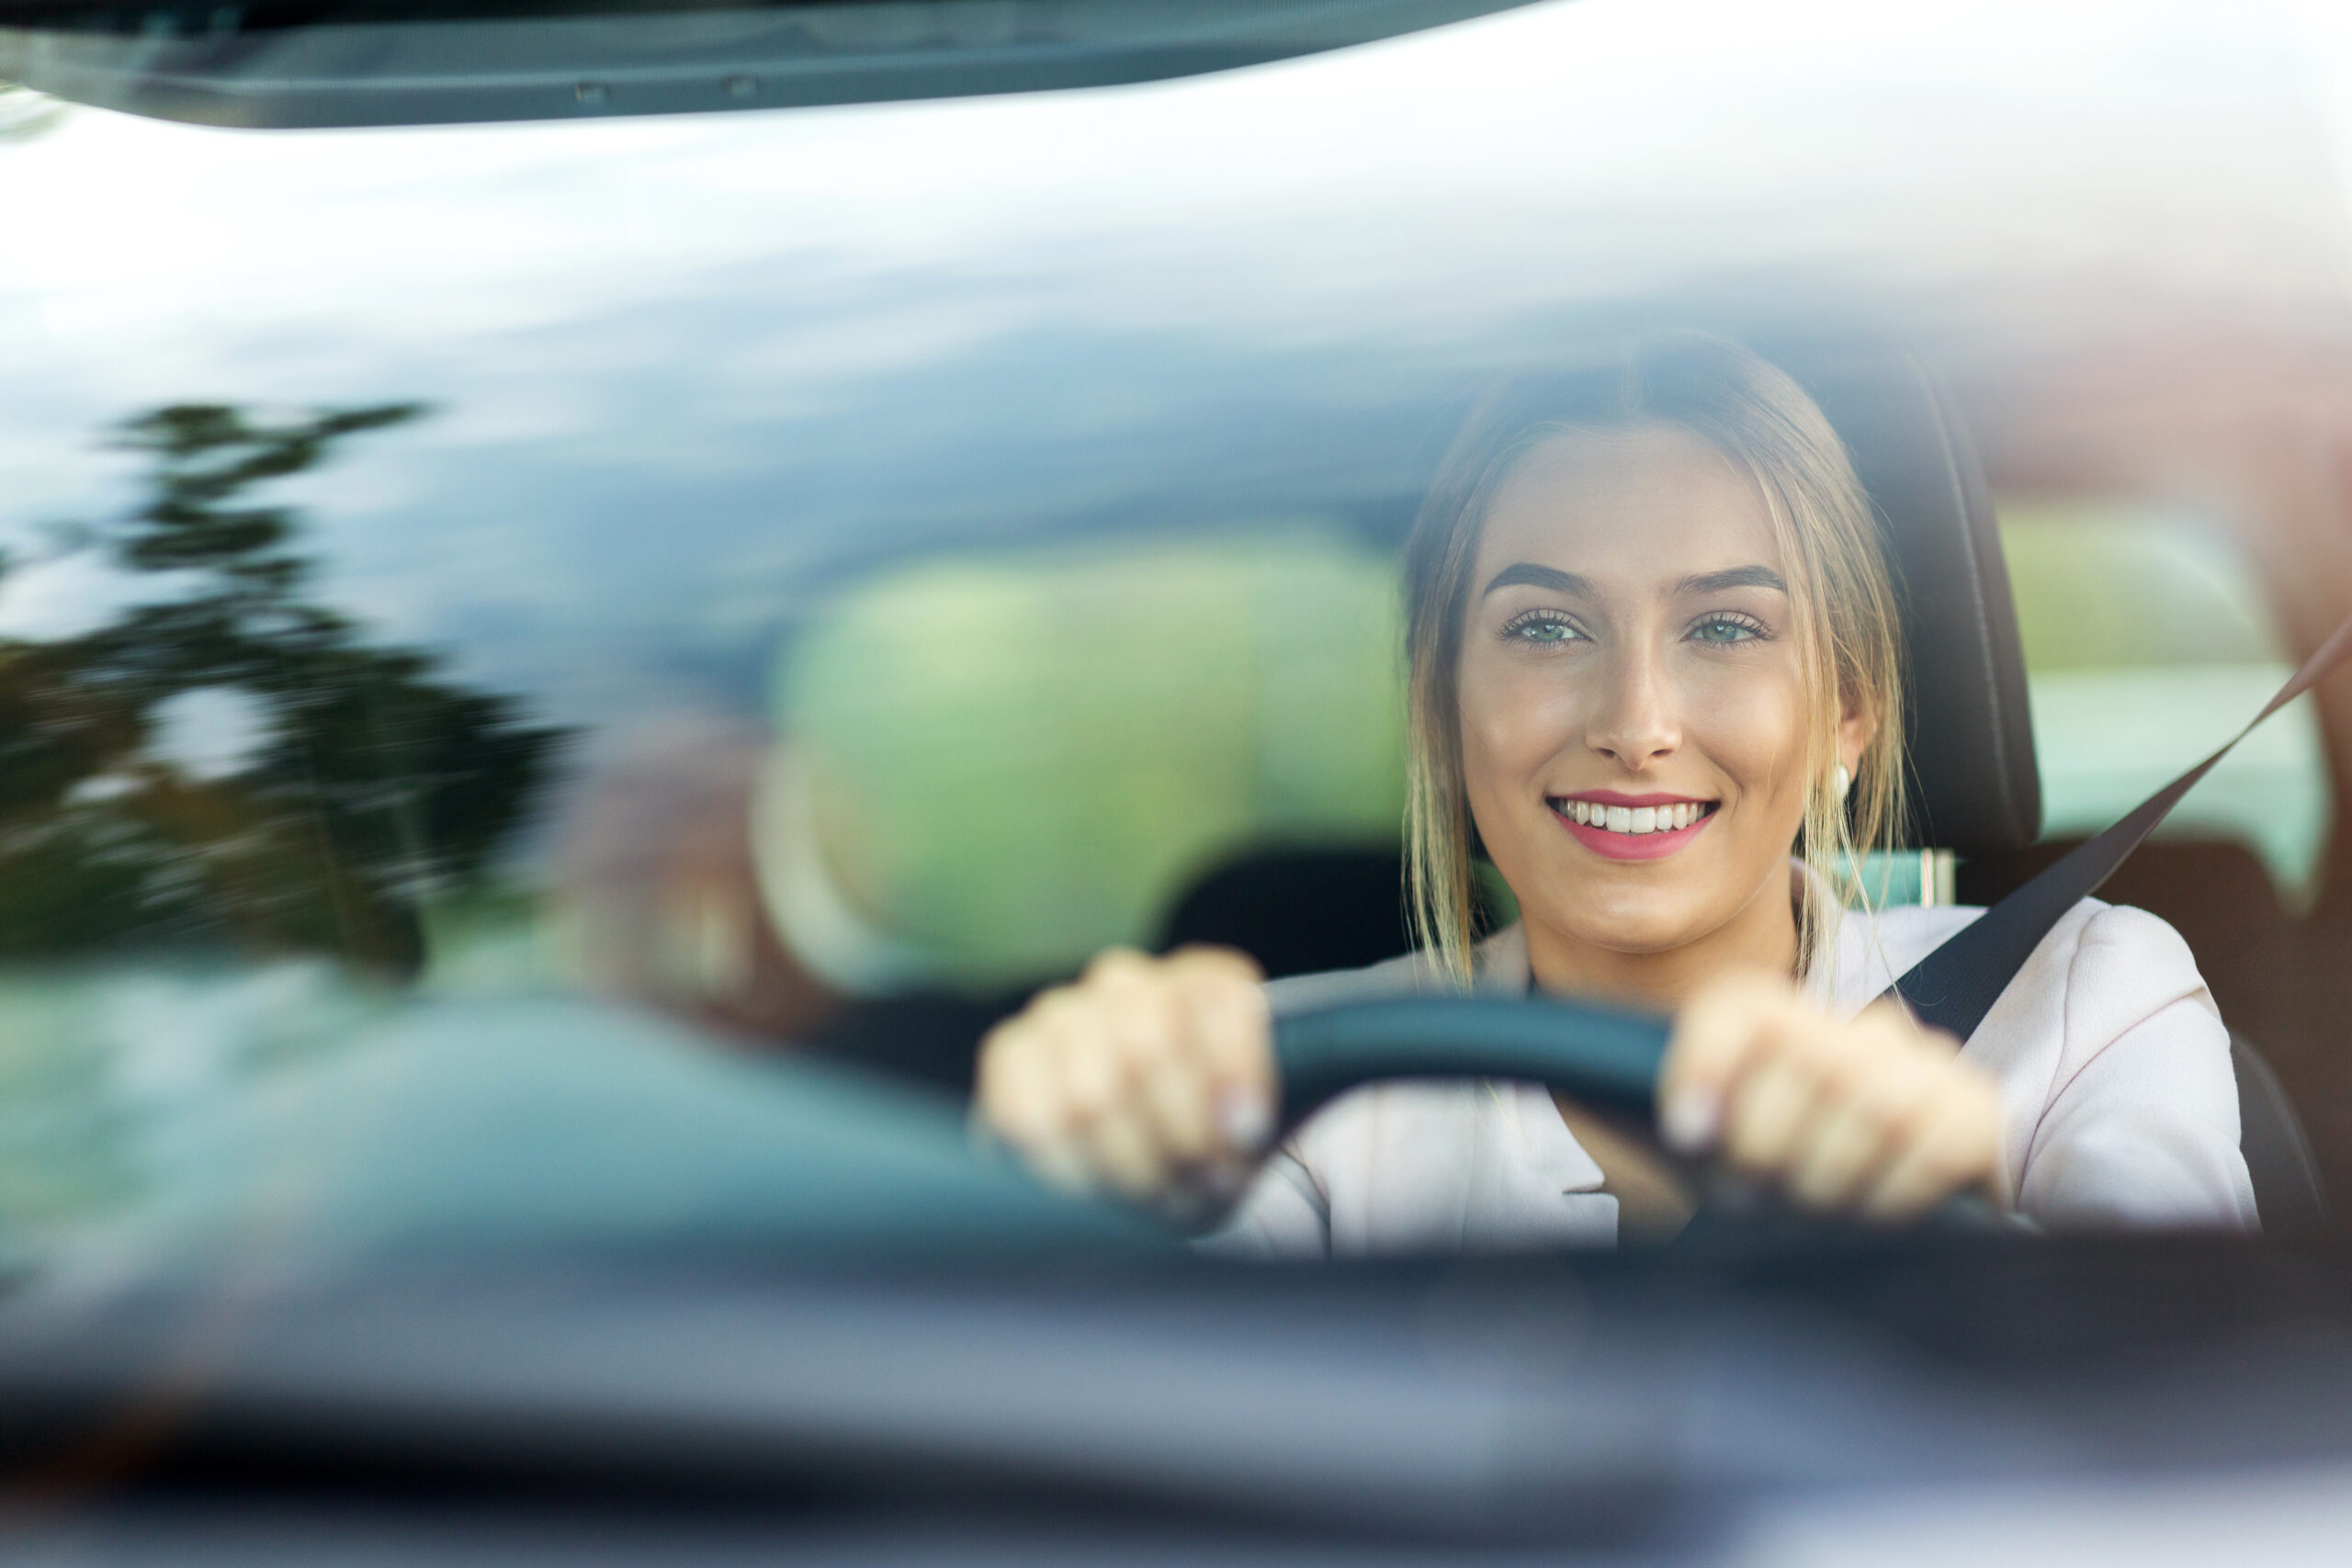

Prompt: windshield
xmin=7 ymin=0 xmax=2352 ymax=1234
xmin=7 ymin=0 xmax=2352 ymax=1530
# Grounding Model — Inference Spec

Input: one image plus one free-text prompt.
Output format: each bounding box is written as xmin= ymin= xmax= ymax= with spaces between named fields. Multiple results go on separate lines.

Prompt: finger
xmin=1657 ymin=970 xmax=1806 ymax=1154
xmin=976 ymin=1016 xmax=1068 ymax=1150
xmin=1022 ymin=1018 xmax=1135 ymax=1191
xmin=975 ymin=1013 xmax=1111 ymax=1196
xmin=1864 ymin=1087 xmax=2002 ymax=1221
xmin=1086 ymin=962 xmax=1210 ymax=1166
xmin=1023 ymin=1134 xmax=1099 ymax=1197
xmin=1719 ymin=1034 xmax=1829 ymax=1178
xmin=1785 ymin=1043 xmax=1940 ymax=1210
xmin=1134 ymin=1053 xmax=1215 ymax=1166
xmin=1048 ymin=991 xmax=1127 ymax=1124
xmin=1082 ymin=944 xmax=1159 ymax=987
xmin=1076 ymin=1103 xmax=1169 ymax=1201
xmin=1167 ymin=948 xmax=1275 ymax=1151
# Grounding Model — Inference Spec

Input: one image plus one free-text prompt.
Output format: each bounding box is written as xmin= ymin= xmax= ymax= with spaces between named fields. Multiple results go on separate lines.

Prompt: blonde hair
xmin=1402 ymin=333 xmax=1907 ymax=984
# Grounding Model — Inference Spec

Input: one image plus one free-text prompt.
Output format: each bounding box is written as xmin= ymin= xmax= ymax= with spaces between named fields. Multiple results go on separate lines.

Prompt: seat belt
xmin=1889 ymin=607 xmax=2352 ymax=1041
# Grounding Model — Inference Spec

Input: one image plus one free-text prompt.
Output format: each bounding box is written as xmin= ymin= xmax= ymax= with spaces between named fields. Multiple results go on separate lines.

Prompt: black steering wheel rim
xmin=1273 ymin=995 xmax=1668 ymax=1136
xmin=1266 ymin=994 xmax=2015 ymax=1240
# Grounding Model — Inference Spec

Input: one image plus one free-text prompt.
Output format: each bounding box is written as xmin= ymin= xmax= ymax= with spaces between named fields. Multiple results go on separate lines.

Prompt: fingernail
xmin=1661 ymin=1089 xmax=1719 ymax=1155
xmin=1029 ymin=1142 xmax=1093 ymax=1195
xmin=1216 ymin=1088 xmax=1272 ymax=1153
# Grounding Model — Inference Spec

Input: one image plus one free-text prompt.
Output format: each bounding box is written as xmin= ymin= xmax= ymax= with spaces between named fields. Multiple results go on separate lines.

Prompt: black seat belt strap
xmin=1888 ymin=606 xmax=2352 ymax=1042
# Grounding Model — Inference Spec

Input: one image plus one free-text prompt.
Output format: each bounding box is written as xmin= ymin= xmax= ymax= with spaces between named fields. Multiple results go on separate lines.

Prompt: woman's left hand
xmin=1656 ymin=971 xmax=2008 ymax=1221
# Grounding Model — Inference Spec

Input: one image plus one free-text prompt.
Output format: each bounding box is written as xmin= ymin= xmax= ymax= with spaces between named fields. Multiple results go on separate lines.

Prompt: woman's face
xmin=1456 ymin=424 xmax=1870 ymax=961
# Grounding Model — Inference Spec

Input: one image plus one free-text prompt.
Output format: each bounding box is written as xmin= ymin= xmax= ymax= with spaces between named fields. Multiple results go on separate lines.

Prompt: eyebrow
xmin=1479 ymin=562 xmax=1787 ymax=598
xmin=1675 ymin=565 xmax=1787 ymax=595
xmin=1481 ymin=563 xmax=1592 ymax=598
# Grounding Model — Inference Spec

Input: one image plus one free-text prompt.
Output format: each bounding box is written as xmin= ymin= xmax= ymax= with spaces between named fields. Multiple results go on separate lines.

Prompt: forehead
xmin=1476 ymin=424 xmax=1780 ymax=578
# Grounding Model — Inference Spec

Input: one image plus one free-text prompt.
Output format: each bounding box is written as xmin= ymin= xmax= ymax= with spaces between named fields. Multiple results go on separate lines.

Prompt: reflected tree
xmin=0 ymin=403 xmax=568 ymax=973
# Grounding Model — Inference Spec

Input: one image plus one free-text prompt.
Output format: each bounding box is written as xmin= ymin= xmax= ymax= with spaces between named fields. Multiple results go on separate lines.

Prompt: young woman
xmin=976 ymin=334 xmax=2257 ymax=1254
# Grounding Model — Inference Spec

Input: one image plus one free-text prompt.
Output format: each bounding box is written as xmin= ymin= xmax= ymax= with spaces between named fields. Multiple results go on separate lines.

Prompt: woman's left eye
xmin=1689 ymin=615 xmax=1766 ymax=646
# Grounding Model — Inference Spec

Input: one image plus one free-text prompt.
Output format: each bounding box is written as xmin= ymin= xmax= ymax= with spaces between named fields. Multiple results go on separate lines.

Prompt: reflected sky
xmin=5 ymin=0 xmax=2349 ymax=738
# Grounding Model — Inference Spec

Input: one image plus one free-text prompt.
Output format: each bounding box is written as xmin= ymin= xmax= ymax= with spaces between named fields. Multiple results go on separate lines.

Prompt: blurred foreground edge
xmin=3 ymin=1240 xmax=2351 ymax=1540
xmin=0 ymin=0 xmax=1549 ymax=130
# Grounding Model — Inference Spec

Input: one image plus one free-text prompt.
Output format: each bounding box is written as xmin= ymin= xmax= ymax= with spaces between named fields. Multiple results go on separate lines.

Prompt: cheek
xmin=1687 ymin=665 xmax=1809 ymax=804
xmin=1455 ymin=650 xmax=1582 ymax=780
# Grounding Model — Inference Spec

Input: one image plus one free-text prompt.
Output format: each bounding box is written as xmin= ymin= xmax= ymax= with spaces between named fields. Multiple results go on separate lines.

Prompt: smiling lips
xmin=1548 ymin=792 xmax=1718 ymax=861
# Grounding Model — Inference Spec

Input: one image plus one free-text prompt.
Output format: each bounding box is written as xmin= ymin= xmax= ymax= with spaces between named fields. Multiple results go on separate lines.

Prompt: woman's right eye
xmin=1502 ymin=611 xmax=1586 ymax=644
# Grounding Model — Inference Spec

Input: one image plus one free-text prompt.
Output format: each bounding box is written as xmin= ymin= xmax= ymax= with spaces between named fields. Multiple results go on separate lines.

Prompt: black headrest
xmin=1771 ymin=348 xmax=2042 ymax=853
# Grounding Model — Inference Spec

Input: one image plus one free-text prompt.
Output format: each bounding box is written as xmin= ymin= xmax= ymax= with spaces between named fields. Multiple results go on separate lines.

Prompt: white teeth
xmin=1565 ymin=800 xmax=1712 ymax=833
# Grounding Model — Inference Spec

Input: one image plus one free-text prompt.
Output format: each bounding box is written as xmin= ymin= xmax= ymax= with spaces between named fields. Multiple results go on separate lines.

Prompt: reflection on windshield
xmin=0 ymin=403 xmax=566 ymax=973
xmin=0 ymin=82 xmax=62 ymax=143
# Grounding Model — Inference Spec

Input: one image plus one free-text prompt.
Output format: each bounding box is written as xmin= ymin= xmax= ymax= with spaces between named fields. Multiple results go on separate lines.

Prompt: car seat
xmin=1785 ymin=342 xmax=2325 ymax=1235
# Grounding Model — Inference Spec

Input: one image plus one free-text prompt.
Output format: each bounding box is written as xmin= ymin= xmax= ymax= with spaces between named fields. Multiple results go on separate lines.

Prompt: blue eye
xmin=1504 ymin=611 xmax=1585 ymax=645
xmin=1690 ymin=615 xmax=1765 ymax=646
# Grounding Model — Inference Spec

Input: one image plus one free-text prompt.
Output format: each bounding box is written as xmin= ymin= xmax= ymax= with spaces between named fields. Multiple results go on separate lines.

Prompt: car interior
xmin=710 ymin=338 xmax=2333 ymax=1236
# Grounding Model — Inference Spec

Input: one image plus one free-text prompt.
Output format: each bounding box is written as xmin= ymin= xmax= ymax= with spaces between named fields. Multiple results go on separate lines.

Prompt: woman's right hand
xmin=975 ymin=946 xmax=1275 ymax=1220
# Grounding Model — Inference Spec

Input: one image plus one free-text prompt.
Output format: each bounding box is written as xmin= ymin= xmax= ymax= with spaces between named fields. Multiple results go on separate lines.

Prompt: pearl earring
xmin=1832 ymin=762 xmax=1851 ymax=803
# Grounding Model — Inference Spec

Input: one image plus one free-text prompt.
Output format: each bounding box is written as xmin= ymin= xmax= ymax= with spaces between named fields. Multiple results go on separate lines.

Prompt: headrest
xmin=1770 ymin=347 xmax=2042 ymax=853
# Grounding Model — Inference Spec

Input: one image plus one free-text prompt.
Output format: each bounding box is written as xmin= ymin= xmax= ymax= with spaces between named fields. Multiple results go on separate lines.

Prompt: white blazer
xmin=1206 ymin=877 xmax=2259 ymax=1258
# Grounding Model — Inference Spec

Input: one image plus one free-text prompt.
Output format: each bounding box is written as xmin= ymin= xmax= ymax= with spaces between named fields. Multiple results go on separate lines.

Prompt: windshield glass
xmin=6 ymin=0 xmax=2352 ymax=1275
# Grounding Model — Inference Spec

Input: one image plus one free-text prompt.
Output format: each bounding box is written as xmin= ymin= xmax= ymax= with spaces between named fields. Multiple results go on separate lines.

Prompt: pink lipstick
xmin=1548 ymin=792 xmax=1718 ymax=862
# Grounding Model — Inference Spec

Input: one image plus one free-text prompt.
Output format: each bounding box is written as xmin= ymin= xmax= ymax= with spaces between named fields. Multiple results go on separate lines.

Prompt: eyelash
xmin=1688 ymin=612 xmax=1770 ymax=645
xmin=1500 ymin=609 xmax=1588 ymax=644
xmin=1499 ymin=610 xmax=1772 ymax=646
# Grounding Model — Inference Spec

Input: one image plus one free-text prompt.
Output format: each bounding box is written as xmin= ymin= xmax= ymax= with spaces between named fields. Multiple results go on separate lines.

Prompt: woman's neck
xmin=1520 ymin=864 xmax=1803 ymax=1013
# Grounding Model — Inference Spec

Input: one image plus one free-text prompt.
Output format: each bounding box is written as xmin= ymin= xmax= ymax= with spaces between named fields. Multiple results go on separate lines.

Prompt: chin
xmin=1575 ymin=922 xmax=1707 ymax=958
xmin=1538 ymin=888 xmax=1714 ymax=956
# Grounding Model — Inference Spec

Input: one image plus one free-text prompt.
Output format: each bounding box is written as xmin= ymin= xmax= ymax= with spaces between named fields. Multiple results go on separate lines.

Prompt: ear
xmin=1837 ymin=685 xmax=1879 ymax=778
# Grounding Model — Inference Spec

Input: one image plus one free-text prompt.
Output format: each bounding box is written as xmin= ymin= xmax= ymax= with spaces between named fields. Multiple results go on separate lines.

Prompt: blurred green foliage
xmin=1998 ymin=502 xmax=2329 ymax=897
xmin=779 ymin=526 xmax=1408 ymax=985
xmin=2000 ymin=503 xmax=2275 ymax=671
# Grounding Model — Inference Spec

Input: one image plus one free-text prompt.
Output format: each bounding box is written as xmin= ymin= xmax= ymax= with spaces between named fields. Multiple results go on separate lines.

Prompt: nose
xmin=1585 ymin=640 xmax=1680 ymax=772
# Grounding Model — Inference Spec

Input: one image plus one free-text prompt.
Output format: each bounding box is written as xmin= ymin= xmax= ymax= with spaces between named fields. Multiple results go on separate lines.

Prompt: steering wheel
xmin=1269 ymin=996 xmax=2014 ymax=1239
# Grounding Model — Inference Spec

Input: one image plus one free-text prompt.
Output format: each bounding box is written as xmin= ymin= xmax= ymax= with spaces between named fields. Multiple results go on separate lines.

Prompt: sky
xmin=4 ymin=0 xmax=2351 ymax=739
